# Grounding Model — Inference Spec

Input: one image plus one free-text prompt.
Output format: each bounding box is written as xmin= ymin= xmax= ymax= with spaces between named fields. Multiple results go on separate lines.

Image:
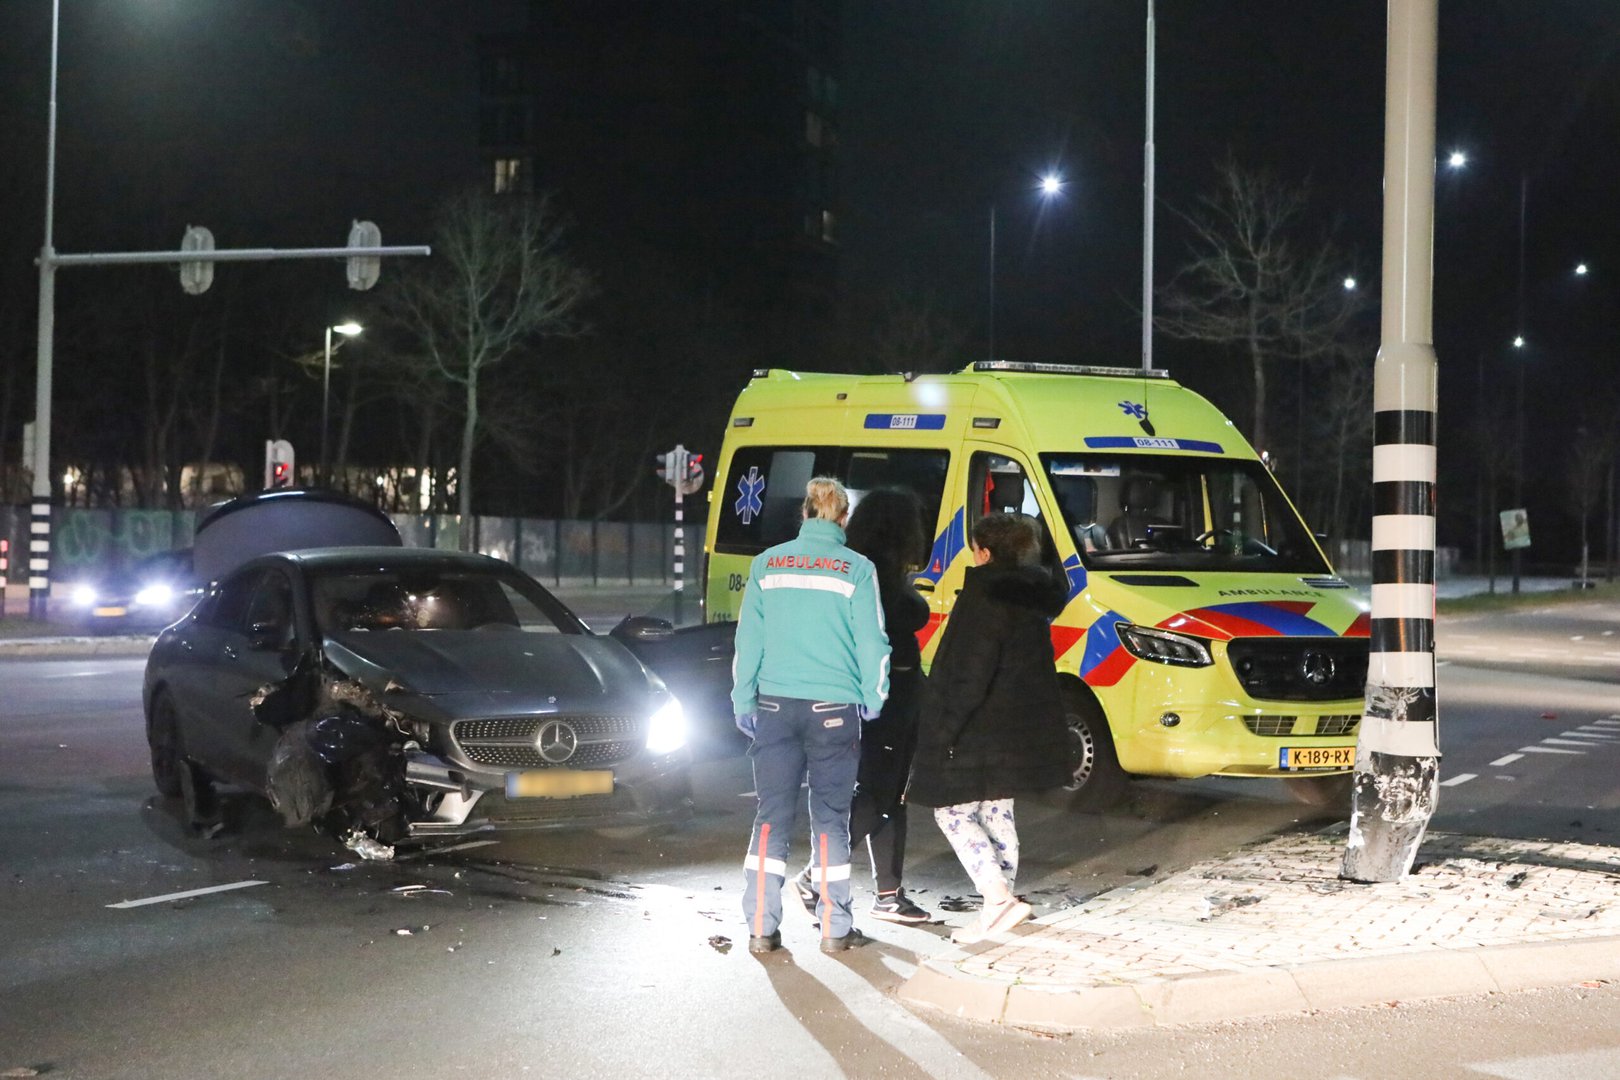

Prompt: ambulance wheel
xmin=1283 ymin=773 xmax=1353 ymax=809
xmin=1049 ymin=687 xmax=1127 ymax=812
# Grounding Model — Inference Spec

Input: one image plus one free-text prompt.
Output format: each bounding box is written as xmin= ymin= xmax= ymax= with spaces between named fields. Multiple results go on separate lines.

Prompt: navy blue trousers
xmin=742 ymin=695 xmax=861 ymax=940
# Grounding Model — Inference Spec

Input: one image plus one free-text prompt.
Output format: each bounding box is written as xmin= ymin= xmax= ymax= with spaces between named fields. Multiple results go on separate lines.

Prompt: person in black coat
xmin=791 ymin=488 xmax=934 ymax=923
xmin=907 ymin=512 xmax=1072 ymax=943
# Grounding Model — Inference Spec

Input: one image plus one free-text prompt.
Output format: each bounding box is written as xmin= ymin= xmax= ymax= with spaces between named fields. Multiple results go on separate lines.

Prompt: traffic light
xmin=684 ymin=453 xmax=704 ymax=489
xmin=264 ymin=439 xmax=295 ymax=489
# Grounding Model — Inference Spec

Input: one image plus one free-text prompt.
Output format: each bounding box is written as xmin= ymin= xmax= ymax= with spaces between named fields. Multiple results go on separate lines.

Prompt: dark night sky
xmin=2 ymin=1 xmax=1618 ymax=547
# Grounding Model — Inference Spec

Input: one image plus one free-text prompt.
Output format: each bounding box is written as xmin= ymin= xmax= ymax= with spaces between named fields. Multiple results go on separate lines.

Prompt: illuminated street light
xmin=1343 ymin=277 xmax=1357 ymax=291
xmin=988 ymin=171 xmax=1065 ymax=361
xmin=1512 ymin=335 xmax=1525 ymax=348
xmin=322 ymin=322 xmax=364 ymax=483
xmin=1575 ymin=262 xmax=1589 ymax=276
xmin=1447 ymin=150 xmax=1467 ymax=169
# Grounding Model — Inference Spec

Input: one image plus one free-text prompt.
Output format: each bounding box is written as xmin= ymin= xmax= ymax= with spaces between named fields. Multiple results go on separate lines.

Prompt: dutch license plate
xmin=505 ymin=770 xmax=613 ymax=799
xmin=92 ymin=606 xmax=128 ymax=617
xmin=1279 ymin=746 xmax=1355 ymax=771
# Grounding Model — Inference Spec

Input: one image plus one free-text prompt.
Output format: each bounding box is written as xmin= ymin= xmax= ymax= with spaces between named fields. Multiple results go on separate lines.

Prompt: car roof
xmin=274 ymin=547 xmax=506 ymax=571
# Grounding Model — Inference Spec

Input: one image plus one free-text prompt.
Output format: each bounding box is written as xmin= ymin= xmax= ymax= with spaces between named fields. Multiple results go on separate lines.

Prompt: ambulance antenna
xmin=1137 ymin=368 xmax=1156 ymax=437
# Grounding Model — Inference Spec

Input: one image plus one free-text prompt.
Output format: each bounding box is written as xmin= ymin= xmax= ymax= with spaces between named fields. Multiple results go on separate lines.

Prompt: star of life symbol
xmin=734 ymin=466 xmax=765 ymax=524
xmin=1118 ymin=400 xmax=1148 ymax=420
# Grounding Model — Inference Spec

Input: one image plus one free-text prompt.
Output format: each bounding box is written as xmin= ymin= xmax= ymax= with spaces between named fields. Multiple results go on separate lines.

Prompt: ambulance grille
xmin=1243 ymin=715 xmax=1360 ymax=737
xmin=1226 ymin=638 xmax=1368 ymax=702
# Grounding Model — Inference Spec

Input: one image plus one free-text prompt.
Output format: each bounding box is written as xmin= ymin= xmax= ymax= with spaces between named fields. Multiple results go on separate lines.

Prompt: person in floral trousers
xmin=905 ymin=512 xmax=1072 ymax=944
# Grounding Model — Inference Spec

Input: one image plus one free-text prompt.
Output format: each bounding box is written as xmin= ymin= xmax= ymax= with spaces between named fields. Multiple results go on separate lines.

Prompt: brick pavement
xmin=900 ymin=828 xmax=1620 ymax=1029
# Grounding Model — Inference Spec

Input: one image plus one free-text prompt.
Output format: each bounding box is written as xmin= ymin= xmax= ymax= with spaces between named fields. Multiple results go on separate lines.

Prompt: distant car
xmin=68 ymin=549 xmax=203 ymax=633
xmin=142 ymin=490 xmax=692 ymax=849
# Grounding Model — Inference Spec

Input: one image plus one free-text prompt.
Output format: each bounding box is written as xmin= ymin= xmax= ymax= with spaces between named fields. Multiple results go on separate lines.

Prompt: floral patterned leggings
xmin=933 ymin=799 xmax=1019 ymax=900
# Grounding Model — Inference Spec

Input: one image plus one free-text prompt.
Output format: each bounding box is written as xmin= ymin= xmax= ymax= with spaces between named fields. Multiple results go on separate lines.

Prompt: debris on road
xmin=344 ymin=829 xmax=395 ymax=862
xmin=708 ymin=935 xmax=732 ymax=954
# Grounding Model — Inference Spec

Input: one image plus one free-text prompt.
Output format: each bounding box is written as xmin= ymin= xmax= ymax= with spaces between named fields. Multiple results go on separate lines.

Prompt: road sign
xmin=179 ymin=225 xmax=216 ymax=295
xmin=347 ymin=220 xmax=382 ymax=291
xmin=1499 ymin=508 xmax=1531 ymax=551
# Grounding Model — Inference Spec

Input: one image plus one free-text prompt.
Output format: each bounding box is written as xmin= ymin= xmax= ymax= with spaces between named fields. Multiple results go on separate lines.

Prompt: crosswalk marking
xmin=1518 ymin=745 xmax=1584 ymax=755
xmin=1489 ymin=753 xmax=1524 ymax=766
xmin=1440 ymin=773 xmax=1477 ymax=787
xmin=1540 ymin=738 xmax=1598 ymax=748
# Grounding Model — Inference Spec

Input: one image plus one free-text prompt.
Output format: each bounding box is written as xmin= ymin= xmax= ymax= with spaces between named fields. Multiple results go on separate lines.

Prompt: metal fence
xmin=0 ymin=506 xmax=696 ymax=589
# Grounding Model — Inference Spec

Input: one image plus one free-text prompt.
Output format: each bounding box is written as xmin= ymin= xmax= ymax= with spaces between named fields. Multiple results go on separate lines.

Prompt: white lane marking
xmin=1576 ymin=726 xmax=1620 ymax=736
xmin=1594 ymin=718 xmax=1620 ymax=726
xmin=1518 ymin=745 xmax=1584 ymax=755
xmin=1489 ymin=753 xmax=1524 ymax=766
xmin=1560 ymin=730 xmax=1618 ymax=741
xmin=395 ymin=839 xmax=499 ymax=861
xmin=1570 ymin=635 xmax=1585 ymax=641
xmin=42 ymin=670 xmax=107 ymax=679
xmin=1440 ymin=773 xmax=1477 ymax=787
xmin=107 ymin=880 xmax=269 ymax=909
xmin=1541 ymin=738 xmax=1599 ymax=748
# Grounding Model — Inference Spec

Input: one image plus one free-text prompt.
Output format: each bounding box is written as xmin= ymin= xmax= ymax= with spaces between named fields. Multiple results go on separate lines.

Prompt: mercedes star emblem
xmin=536 ymin=719 xmax=579 ymax=764
xmin=1300 ymin=651 xmax=1337 ymax=686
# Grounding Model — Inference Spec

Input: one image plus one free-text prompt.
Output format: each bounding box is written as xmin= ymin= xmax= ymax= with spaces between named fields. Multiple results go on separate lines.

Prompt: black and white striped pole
xmin=656 ymin=445 xmax=705 ymax=625
xmin=1342 ymin=0 xmax=1442 ymax=883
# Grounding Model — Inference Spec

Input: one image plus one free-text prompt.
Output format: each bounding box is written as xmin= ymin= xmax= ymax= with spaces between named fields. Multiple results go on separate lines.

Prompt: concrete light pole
xmin=321 ymin=322 xmax=363 ymax=483
xmin=1341 ymin=0 xmax=1442 ymax=883
xmin=1142 ymin=0 xmax=1156 ymax=372
xmin=28 ymin=0 xmax=62 ymax=619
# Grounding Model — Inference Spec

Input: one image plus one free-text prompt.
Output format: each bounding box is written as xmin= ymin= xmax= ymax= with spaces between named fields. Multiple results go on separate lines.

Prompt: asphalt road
xmin=1 ymin=599 xmax=1617 ymax=1079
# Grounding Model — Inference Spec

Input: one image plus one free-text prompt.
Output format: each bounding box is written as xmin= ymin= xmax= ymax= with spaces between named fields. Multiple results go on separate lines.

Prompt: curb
xmin=899 ymin=935 xmax=1620 ymax=1030
xmin=0 ymin=636 xmax=154 ymax=659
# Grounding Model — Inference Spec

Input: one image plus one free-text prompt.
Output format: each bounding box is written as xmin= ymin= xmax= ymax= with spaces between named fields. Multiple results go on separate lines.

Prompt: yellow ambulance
xmin=702 ymin=361 xmax=1370 ymax=807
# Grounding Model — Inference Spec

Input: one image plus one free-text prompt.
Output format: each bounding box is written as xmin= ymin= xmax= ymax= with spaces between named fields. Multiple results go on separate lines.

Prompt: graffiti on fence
xmin=53 ymin=509 xmax=195 ymax=573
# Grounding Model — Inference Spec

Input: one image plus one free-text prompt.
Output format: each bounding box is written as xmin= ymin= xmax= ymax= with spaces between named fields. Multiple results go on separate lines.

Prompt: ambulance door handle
xmin=913 ymin=582 xmax=934 ymax=593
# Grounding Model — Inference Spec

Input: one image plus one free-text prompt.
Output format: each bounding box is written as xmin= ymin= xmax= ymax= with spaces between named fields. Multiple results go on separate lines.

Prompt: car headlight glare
xmin=645 ymin=697 xmax=688 ymax=755
xmin=71 ymin=585 xmax=98 ymax=607
xmin=135 ymin=583 xmax=173 ymax=607
xmin=1117 ymin=624 xmax=1213 ymax=667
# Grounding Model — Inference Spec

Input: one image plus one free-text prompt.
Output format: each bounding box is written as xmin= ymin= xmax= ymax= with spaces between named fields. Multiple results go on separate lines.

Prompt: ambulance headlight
xmin=1117 ymin=625 xmax=1213 ymax=668
xmin=645 ymin=697 xmax=688 ymax=755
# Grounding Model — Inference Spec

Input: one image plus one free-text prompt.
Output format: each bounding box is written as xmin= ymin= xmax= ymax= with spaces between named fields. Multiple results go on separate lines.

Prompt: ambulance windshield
xmin=1042 ymin=454 xmax=1331 ymax=574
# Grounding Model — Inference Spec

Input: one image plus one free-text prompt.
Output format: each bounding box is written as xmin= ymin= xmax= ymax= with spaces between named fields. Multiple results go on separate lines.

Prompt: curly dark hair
xmin=845 ymin=488 xmax=927 ymax=577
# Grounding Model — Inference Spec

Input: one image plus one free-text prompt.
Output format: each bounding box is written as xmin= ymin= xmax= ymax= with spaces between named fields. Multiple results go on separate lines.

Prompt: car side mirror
xmin=610 ymin=615 xmax=675 ymax=643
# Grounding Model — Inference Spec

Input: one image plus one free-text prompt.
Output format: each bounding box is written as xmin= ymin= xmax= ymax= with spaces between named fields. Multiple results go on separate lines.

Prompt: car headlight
xmin=71 ymin=585 xmax=98 ymax=607
xmin=1117 ymin=624 xmax=1213 ymax=667
xmin=645 ymin=697 xmax=688 ymax=755
xmin=134 ymin=583 xmax=173 ymax=607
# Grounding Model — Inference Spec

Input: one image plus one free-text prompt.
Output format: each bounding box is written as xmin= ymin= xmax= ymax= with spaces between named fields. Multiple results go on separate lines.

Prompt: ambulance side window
xmin=715 ymin=446 xmax=839 ymax=556
xmin=966 ymin=451 xmax=1064 ymax=579
xmin=842 ymin=448 xmax=950 ymax=562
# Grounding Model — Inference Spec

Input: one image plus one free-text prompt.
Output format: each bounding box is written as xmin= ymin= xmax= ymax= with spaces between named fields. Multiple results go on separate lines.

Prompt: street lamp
xmin=1446 ymin=150 xmax=1468 ymax=169
xmin=321 ymin=321 xmax=363 ymax=484
xmin=1575 ymin=262 xmax=1589 ymax=276
xmin=988 ymin=172 xmax=1064 ymax=362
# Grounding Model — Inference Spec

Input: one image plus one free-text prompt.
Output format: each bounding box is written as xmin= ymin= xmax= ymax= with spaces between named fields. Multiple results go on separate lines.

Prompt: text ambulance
xmin=703 ymin=362 xmax=1370 ymax=807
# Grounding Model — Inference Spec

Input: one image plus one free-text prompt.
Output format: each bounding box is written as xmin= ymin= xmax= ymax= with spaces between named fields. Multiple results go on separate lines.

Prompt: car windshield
xmin=310 ymin=564 xmax=586 ymax=636
xmin=1042 ymin=454 xmax=1331 ymax=574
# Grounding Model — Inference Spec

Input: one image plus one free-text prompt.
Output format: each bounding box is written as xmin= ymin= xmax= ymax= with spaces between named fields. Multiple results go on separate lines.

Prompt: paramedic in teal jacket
xmin=732 ymin=476 xmax=890 ymax=954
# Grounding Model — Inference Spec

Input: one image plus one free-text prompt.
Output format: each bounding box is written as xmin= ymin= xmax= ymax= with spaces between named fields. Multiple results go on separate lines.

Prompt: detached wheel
xmin=1050 ymin=687 xmax=1127 ymax=812
xmin=1283 ymin=773 xmax=1354 ymax=809
xmin=147 ymin=691 xmax=185 ymax=798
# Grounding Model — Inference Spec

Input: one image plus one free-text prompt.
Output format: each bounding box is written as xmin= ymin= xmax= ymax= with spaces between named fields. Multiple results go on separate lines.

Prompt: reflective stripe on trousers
xmin=741 ymin=695 xmax=861 ymax=939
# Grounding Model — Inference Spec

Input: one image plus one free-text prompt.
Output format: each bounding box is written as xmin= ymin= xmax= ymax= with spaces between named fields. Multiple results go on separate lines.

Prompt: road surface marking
xmin=1489 ymin=753 xmax=1524 ymax=766
xmin=1561 ymin=730 xmax=1618 ymax=741
xmin=1518 ymin=745 xmax=1584 ymax=755
xmin=1439 ymin=773 xmax=1477 ymax=787
xmin=1570 ymin=635 xmax=1585 ymax=641
xmin=396 ymin=839 xmax=500 ymax=861
xmin=1541 ymin=738 xmax=1599 ymax=748
xmin=107 ymin=880 xmax=268 ymax=909
xmin=1575 ymin=726 xmax=1620 ymax=736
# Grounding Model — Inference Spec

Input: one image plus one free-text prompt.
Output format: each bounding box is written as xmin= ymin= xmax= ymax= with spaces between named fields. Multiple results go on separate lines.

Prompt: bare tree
xmin=1569 ymin=419 xmax=1617 ymax=586
xmin=380 ymin=189 xmax=594 ymax=540
xmin=1157 ymin=157 xmax=1362 ymax=453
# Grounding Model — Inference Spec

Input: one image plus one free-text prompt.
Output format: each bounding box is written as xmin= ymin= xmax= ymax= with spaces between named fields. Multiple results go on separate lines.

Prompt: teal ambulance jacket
xmin=731 ymin=517 xmax=891 ymax=716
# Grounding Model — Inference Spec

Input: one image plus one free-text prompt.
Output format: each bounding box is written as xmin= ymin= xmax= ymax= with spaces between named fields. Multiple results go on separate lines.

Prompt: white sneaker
xmin=949 ymin=897 xmax=1032 ymax=945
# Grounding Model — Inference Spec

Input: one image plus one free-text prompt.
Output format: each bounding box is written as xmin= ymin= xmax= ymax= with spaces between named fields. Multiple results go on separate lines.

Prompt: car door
xmin=210 ymin=567 xmax=301 ymax=787
xmin=168 ymin=569 xmax=263 ymax=781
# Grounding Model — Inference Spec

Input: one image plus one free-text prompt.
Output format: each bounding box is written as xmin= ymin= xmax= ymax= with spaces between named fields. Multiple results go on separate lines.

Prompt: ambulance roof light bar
xmin=972 ymin=361 xmax=1170 ymax=379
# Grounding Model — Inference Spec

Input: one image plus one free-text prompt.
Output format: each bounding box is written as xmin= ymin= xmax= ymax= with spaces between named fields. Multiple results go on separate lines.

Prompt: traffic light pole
xmin=673 ymin=483 xmax=686 ymax=625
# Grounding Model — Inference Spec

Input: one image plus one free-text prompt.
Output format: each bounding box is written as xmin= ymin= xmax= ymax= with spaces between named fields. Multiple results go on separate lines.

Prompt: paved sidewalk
xmin=901 ymin=827 xmax=1620 ymax=1029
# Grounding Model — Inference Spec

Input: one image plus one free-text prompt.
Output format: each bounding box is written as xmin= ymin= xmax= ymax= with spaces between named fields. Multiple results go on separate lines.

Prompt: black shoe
xmin=820 ymin=927 xmax=872 ymax=954
xmin=870 ymin=889 xmax=932 ymax=924
xmin=748 ymin=930 xmax=781 ymax=954
xmin=792 ymin=868 xmax=819 ymax=917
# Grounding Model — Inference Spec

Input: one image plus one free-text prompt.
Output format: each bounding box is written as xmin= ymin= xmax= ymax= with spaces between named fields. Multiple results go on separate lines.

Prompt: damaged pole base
xmin=1340 ymin=752 xmax=1440 ymax=883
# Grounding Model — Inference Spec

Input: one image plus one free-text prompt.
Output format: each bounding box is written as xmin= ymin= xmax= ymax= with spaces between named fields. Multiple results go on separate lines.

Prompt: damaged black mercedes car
xmin=142 ymin=490 xmax=692 ymax=857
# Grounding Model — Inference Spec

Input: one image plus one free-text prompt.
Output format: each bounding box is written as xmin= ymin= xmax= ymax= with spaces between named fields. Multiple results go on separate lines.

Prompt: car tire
xmin=147 ymin=691 xmax=186 ymax=798
xmin=1046 ymin=686 xmax=1128 ymax=812
xmin=1282 ymin=773 xmax=1354 ymax=809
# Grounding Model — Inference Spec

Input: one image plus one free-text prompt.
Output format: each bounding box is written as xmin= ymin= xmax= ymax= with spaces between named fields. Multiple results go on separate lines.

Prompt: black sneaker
xmin=792 ymin=868 xmax=819 ymax=917
xmin=748 ymin=930 xmax=781 ymax=954
xmin=870 ymin=889 xmax=931 ymax=924
xmin=820 ymin=927 xmax=872 ymax=954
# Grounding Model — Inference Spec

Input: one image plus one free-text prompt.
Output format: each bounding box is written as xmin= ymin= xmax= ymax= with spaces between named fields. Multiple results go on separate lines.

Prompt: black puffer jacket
xmin=906 ymin=562 xmax=1072 ymax=807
